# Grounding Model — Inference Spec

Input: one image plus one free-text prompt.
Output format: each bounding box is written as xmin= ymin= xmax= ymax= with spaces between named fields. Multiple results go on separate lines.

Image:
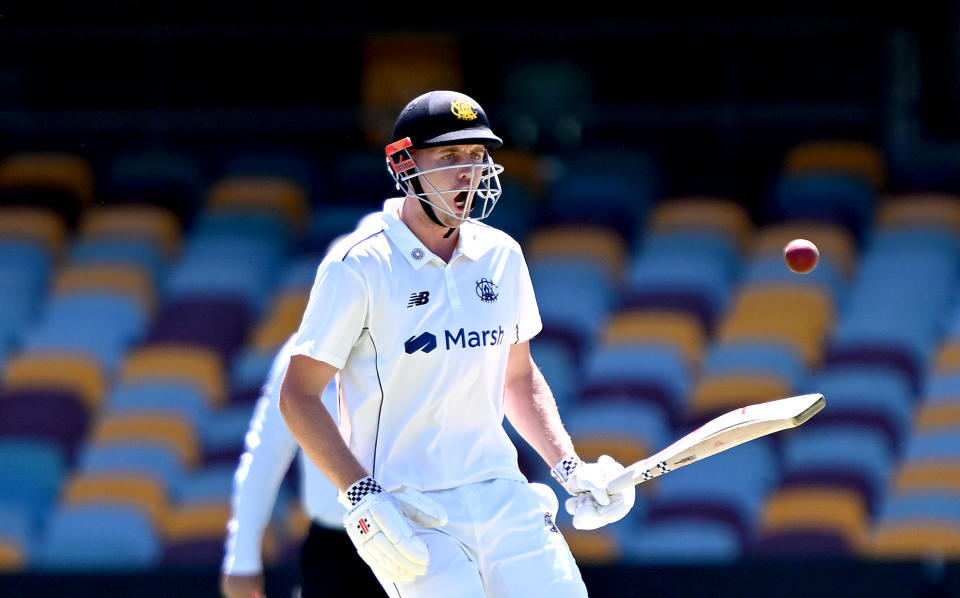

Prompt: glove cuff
xmin=550 ymin=455 xmax=582 ymax=486
xmin=345 ymin=476 xmax=384 ymax=506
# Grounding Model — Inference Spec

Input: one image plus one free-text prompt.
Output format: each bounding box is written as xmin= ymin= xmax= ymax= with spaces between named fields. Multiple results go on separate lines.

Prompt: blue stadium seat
xmin=77 ymin=443 xmax=186 ymax=494
xmin=69 ymin=238 xmax=167 ymax=287
xmin=580 ymin=345 xmax=691 ymax=423
xmin=806 ymin=366 xmax=915 ymax=451
xmin=702 ymin=342 xmax=808 ymax=389
xmin=0 ymin=439 xmax=65 ymax=524
xmin=106 ymin=381 xmax=211 ymax=432
xmin=530 ymin=338 xmax=580 ymax=413
xmin=623 ymin=519 xmax=742 ymax=563
xmin=772 ymin=173 xmax=875 ymax=241
xmin=903 ymin=430 xmax=960 ymax=461
xmin=174 ymin=464 xmax=236 ymax=504
xmin=780 ymin=426 xmax=893 ymax=514
xmin=878 ymin=491 xmax=960 ymax=527
xmin=38 ymin=504 xmax=161 ymax=570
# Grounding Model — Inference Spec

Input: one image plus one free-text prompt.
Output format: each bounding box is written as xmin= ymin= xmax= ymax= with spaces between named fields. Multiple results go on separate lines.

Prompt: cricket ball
xmin=784 ymin=238 xmax=819 ymax=274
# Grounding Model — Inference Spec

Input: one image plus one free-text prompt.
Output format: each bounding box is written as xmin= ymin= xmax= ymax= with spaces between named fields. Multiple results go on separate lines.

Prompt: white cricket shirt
xmin=291 ymin=202 xmax=542 ymax=492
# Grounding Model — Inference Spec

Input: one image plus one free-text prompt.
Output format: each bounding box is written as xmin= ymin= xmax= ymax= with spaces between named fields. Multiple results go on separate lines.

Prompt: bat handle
xmin=607 ymin=466 xmax=641 ymax=494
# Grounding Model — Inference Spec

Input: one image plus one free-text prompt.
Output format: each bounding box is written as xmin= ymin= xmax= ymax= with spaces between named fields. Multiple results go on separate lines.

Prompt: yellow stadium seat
xmin=285 ymin=501 xmax=311 ymax=546
xmin=0 ymin=206 xmax=68 ymax=257
xmin=913 ymin=402 xmax=960 ymax=433
xmin=163 ymin=502 xmax=232 ymax=542
xmin=493 ymin=148 xmax=550 ymax=200
xmin=647 ymin=197 xmax=753 ymax=249
xmin=933 ymin=340 xmax=960 ymax=375
xmin=870 ymin=522 xmax=960 ymax=560
xmin=690 ymin=374 xmax=793 ymax=417
xmin=893 ymin=461 xmax=960 ymax=494
xmin=602 ymin=310 xmax=704 ymax=368
xmin=0 ymin=541 xmax=25 ymax=572
xmin=206 ymin=176 xmax=310 ymax=233
xmin=90 ymin=413 xmax=199 ymax=467
xmin=63 ymin=472 xmax=169 ymax=529
xmin=525 ymin=225 xmax=627 ymax=281
xmin=752 ymin=221 xmax=856 ymax=278
xmin=78 ymin=204 xmax=182 ymax=259
xmin=0 ymin=152 xmax=95 ymax=204
xmin=3 ymin=352 xmax=105 ymax=409
xmin=121 ymin=344 xmax=226 ymax=407
xmin=569 ymin=435 xmax=651 ymax=472
xmin=561 ymin=526 xmax=621 ymax=564
xmin=717 ymin=285 xmax=833 ymax=367
xmin=52 ymin=263 xmax=156 ymax=314
xmin=251 ymin=289 xmax=309 ymax=351
xmin=783 ymin=140 xmax=886 ymax=190
xmin=361 ymin=33 xmax=463 ymax=147
xmin=876 ymin=193 xmax=960 ymax=234
xmin=759 ymin=486 xmax=870 ymax=553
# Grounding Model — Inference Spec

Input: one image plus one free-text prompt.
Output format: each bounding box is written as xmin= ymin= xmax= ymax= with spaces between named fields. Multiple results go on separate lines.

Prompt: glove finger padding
xmin=392 ymin=486 xmax=448 ymax=528
xmin=345 ymin=492 xmax=430 ymax=582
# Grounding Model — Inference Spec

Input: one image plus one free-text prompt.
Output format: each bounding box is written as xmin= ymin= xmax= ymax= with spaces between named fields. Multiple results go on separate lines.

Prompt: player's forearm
xmin=504 ymin=359 xmax=577 ymax=467
xmin=278 ymin=358 xmax=369 ymax=491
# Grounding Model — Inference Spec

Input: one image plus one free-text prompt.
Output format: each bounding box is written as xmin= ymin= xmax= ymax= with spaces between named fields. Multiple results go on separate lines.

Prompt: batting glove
xmin=551 ymin=455 xmax=636 ymax=530
xmin=342 ymin=477 xmax=448 ymax=583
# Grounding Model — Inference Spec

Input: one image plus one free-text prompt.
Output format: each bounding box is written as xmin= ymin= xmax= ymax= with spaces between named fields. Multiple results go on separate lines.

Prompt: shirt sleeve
xmin=222 ymin=342 xmax=300 ymax=575
xmin=289 ymin=257 xmax=368 ymax=368
xmin=514 ymin=251 xmax=543 ymax=343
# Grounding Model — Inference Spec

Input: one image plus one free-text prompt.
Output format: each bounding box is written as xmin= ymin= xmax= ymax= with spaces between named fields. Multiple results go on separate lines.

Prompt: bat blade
xmin=607 ymin=393 xmax=825 ymax=493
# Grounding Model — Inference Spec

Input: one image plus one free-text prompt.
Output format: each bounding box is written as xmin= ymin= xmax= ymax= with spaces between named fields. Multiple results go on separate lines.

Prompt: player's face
xmin=413 ymin=144 xmax=487 ymax=222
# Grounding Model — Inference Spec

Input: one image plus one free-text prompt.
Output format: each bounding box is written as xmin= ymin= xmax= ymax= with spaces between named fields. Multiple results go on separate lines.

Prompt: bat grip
xmin=606 ymin=468 xmax=639 ymax=494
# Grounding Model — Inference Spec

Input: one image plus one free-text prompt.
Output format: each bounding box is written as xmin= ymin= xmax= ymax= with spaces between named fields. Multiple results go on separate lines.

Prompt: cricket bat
xmin=606 ymin=393 xmax=826 ymax=494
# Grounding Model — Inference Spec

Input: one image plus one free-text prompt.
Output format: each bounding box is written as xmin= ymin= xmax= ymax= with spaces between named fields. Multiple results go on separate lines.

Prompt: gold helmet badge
xmin=450 ymin=98 xmax=478 ymax=121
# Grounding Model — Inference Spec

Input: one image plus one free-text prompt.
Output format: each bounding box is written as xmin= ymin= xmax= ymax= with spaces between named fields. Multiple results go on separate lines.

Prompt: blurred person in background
xmin=221 ymin=204 xmax=400 ymax=598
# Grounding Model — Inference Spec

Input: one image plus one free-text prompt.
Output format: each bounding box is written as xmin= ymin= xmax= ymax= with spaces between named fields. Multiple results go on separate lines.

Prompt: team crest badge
xmin=476 ymin=278 xmax=499 ymax=302
xmin=451 ymin=98 xmax=478 ymax=121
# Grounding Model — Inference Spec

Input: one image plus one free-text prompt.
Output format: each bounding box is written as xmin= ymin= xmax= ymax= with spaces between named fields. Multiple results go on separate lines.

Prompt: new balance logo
xmin=404 ymin=332 xmax=437 ymax=354
xmin=407 ymin=291 xmax=430 ymax=307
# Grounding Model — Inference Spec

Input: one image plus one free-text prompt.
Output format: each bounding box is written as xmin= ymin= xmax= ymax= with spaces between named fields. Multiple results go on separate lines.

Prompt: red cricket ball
xmin=784 ymin=238 xmax=819 ymax=274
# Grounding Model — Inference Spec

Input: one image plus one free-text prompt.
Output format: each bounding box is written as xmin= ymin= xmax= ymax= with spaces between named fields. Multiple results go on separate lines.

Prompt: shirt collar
xmin=381 ymin=209 xmax=487 ymax=268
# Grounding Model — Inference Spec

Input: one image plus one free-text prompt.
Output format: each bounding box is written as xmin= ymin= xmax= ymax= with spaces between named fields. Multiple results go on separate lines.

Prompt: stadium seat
xmin=0 ymin=206 xmax=68 ymax=258
xmin=624 ymin=519 xmax=742 ymax=563
xmin=525 ymin=225 xmax=628 ymax=283
xmin=751 ymin=220 xmax=857 ymax=279
xmin=120 ymin=344 xmax=227 ymax=407
xmin=580 ymin=345 xmax=691 ymax=424
xmin=101 ymin=150 xmax=203 ymax=225
xmin=78 ymin=203 xmax=183 ymax=259
xmin=69 ymin=238 xmax=167 ymax=287
xmin=2 ymin=353 xmax=106 ymax=410
xmin=717 ymin=285 xmax=833 ymax=367
xmin=38 ymin=504 xmax=161 ymax=570
xmin=0 ymin=152 xmax=95 ymax=224
xmin=249 ymin=289 xmax=310 ymax=351
xmin=0 ymin=504 xmax=33 ymax=571
xmin=771 ymin=173 xmax=874 ymax=241
xmin=783 ymin=139 xmax=886 ymax=190
xmin=601 ymin=310 xmax=705 ymax=370
xmin=870 ymin=522 xmax=960 ymax=559
xmin=0 ymin=389 xmax=89 ymax=461
xmin=755 ymin=486 xmax=871 ymax=555
xmin=52 ymin=264 xmax=156 ymax=316
xmin=688 ymin=374 xmax=793 ymax=420
xmin=90 ymin=413 xmax=200 ymax=468
xmin=646 ymin=196 xmax=753 ymax=250
xmin=205 ymin=176 xmax=310 ymax=235
xmin=0 ymin=438 xmax=66 ymax=523
xmin=76 ymin=442 xmax=186 ymax=495
xmin=876 ymin=193 xmax=960 ymax=234
xmin=62 ymin=472 xmax=169 ymax=530
xmin=779 ymin=426 xmax=894 ymax=515
xmin=144 ymin=298 xmax=251 ymax=362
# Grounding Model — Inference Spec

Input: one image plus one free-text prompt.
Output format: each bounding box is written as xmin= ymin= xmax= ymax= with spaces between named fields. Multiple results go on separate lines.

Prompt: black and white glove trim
xmin=550 ymin=455 xmax=583 ymax=486
xmin=345 ymin=476 xmax=384 ymax=506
